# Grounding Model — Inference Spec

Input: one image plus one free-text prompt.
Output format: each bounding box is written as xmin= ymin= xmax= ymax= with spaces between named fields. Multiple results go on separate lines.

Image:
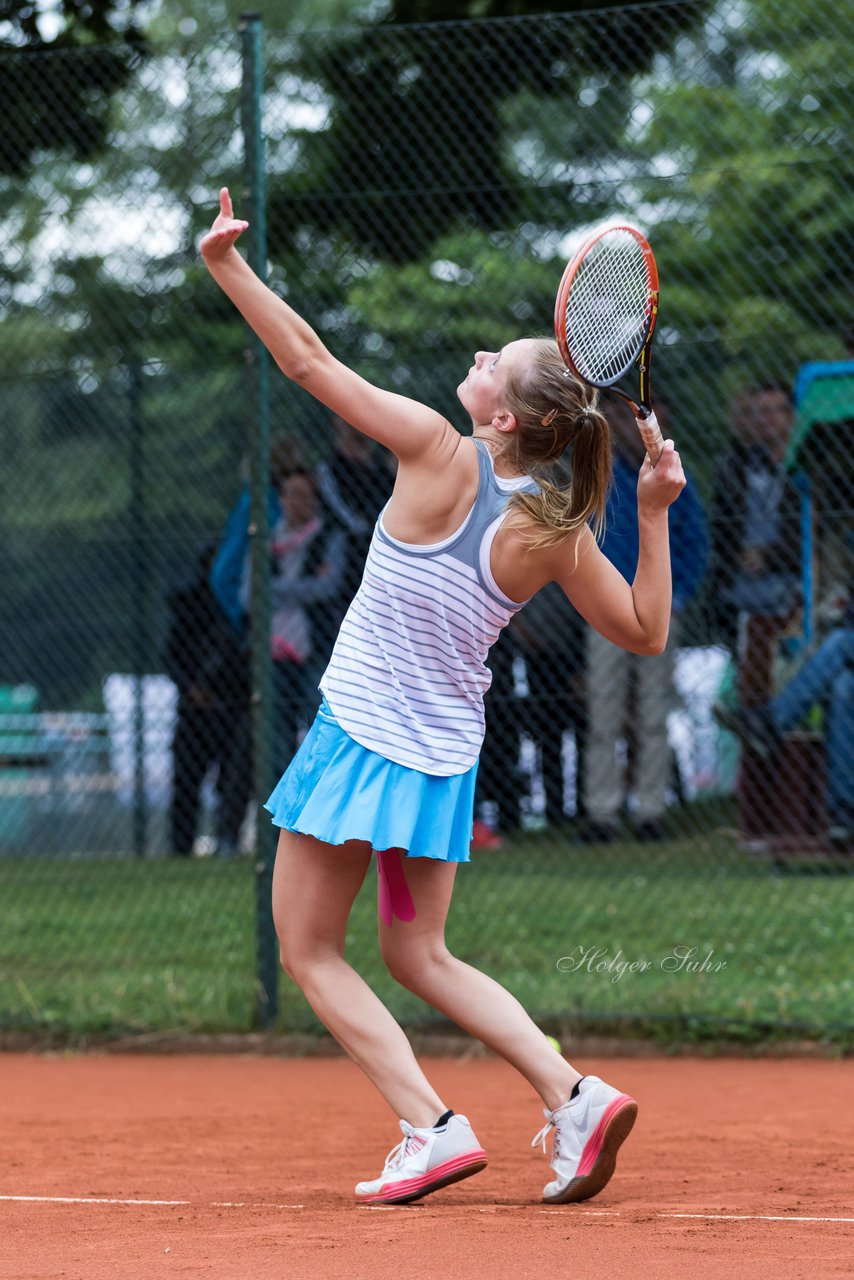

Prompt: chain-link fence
xmin=1 ymin=0 xmax=852 ymax=1044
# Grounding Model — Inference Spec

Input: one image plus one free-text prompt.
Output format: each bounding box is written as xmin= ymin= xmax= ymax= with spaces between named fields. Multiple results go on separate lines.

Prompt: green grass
xmin=2 ymin=816 xmax=853 ymax=1047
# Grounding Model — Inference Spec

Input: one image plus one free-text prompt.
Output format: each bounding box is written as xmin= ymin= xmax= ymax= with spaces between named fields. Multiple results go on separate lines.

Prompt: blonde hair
xmin=495 ymin=338 xmax=612 ymax=549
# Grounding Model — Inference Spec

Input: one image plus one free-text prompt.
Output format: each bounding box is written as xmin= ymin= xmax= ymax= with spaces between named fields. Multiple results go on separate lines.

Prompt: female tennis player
xmin=200 ymin=188 xmax=686 ymax=1207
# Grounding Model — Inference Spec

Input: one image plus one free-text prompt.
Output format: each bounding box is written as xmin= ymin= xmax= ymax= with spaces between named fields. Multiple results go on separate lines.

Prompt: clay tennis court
xmin=2 ymin=1050 xmax=852 ymax=1279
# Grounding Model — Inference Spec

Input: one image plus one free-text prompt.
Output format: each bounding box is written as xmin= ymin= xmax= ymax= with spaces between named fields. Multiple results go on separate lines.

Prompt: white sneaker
xmin=531 ymin=1075 xmax=637 ymax=1203
xmin=355 ymin=1113 xmax=487 ymax=1205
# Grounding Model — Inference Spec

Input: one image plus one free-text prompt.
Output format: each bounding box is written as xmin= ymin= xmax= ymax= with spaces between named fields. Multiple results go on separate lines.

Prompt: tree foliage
xmin=635 ymin=0 xmax=854 ymax=388
xmin=270 ymin=0 xmax=713 ymax=262
xmin=0 ymin=0 xmax=148 ymax=175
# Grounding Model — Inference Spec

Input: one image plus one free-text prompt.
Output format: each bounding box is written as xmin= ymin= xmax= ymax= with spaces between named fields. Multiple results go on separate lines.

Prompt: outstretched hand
xmin=636 ymin=439 xmax=686 ymax=511
xmin=199 ymin=187 xmax=249 ymax=262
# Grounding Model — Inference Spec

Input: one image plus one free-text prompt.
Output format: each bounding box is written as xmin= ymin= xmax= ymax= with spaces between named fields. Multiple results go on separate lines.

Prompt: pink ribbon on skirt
xmin=377 ymin=849 xmax=417 ymax=925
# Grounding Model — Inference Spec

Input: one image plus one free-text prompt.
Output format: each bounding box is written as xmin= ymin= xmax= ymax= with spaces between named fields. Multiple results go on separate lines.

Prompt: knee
xmin=278 ymin=936 xmax=336 ymax=988
xmin=380 ymin=938 xmax=452 ymax=990
xmin=278 ymin=938 xmax=303 ymax=984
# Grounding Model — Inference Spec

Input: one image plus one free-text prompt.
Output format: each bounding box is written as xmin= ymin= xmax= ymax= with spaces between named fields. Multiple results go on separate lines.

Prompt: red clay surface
xmin=2 ymin=1052 xmax=853 ymax=1279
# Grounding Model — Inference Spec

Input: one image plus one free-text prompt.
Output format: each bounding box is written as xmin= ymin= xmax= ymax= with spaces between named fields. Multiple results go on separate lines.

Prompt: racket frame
xmin=554 ymin=222 xmax=663 ymax=461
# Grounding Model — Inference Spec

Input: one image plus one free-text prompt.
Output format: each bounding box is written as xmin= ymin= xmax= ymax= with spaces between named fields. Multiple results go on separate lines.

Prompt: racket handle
xmin=635 ymin=410 xmax=664 ymax=466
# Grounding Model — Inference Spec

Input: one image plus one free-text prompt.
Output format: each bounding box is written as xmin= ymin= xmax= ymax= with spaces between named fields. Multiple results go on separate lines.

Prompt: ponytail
xmin=497 ymin=339 xmax=612 ymax=550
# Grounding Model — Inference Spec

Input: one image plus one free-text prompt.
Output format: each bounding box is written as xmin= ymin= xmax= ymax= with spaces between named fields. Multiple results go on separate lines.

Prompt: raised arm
xmin=551 ymin=441 xmax=686 ymax=655
xmin=200 ymin=188 xmax=459 ymax=465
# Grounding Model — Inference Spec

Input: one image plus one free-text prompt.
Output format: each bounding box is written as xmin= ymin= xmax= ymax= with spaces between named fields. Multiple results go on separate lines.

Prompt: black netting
xmin=0 ymin=0 xmax=851 ymax=1044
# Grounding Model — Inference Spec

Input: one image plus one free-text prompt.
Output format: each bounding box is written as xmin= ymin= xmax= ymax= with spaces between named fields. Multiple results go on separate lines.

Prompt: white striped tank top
xmin=319 ymin=439 xmax=539 ymax=775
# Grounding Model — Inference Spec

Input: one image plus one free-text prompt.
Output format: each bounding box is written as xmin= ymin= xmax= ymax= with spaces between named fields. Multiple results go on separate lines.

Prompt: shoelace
xmin=531 ymin=1111 xmax=558 ymax=1156
xmin=382 ymin=1125 xmax=418 ymax=1172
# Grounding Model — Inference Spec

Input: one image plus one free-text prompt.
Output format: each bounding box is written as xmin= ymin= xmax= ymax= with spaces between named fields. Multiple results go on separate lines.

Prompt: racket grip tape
xmin=635 ymin=410 xmax=664 ymax=465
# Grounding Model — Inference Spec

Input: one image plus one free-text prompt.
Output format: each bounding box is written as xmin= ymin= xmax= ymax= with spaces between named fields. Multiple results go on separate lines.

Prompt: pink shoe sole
xmin=544 ymin=1095 xmax=638 ymax=1204
xmin=356 ymin=1148 xmax=488 ymax=1205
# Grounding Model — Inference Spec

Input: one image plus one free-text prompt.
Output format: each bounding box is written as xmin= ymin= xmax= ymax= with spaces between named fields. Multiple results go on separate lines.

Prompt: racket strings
xmin=564 ymin=231 xmax=652 ymax=384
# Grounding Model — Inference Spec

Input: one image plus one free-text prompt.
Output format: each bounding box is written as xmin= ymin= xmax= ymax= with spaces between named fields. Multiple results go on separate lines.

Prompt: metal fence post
xmin=240 ymin=11 xmax=278 ymax=1029
xmin=127 ymin=357 xmax=149 ymax=859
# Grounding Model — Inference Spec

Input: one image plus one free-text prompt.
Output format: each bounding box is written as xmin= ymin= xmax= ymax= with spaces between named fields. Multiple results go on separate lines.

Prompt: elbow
xmin=278 ymin=337 xmax=326 ymax=385
xmin=278 ymin=353 xmax=314 ymax=384
xmin=631 ymin=628 xmax=669 ymax=657
xmin=643 ymin=629 xmax=669 ymax=657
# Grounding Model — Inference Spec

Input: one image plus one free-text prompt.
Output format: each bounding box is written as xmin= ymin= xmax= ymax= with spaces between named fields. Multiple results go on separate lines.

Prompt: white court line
xmin=540 ymin=1209 xmax=619 ymax=1216
xmin=0 ymin=1196 xmax=304 ymax=1209
xmin=210 ymin=1201 xmax=305 ymax=1209
xmin=664 ymin=1213 xmax=854 ymax=1224
xmin=1 ymin=1196 xmax=191 ymax=1206
xmin=2 ymin=1196 xmax=852 ymax=1223
xmin=544 ymin=1210 xmax=854 ymax=1225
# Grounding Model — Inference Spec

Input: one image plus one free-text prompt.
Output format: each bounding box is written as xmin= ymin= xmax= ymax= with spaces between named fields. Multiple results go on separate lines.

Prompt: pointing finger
xmin=220 ymin=187 xmax=233 ymax=218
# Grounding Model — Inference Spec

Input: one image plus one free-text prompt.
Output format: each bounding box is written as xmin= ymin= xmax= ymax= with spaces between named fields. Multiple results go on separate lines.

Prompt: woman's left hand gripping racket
xmin=554 ymin=223 xmax=663 ymax=464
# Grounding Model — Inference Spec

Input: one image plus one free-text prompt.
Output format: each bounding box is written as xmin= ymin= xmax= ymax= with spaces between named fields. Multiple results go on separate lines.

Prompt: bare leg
xmin=379 ymin=856 xmax=583 ymax=1112
xmin=272 ymin=829 xmax=447 ymax=1127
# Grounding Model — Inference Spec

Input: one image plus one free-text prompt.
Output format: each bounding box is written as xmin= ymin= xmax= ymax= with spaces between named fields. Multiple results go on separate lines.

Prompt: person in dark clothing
xmin=706 ymin=384 xmax=803 ymax=842
xmin=707 ymin=384 xmax=801 ymax=654
xmin=475 ymin=587 xmax=590 ymax=843
xmin=474 ymin=629 xmax=525 ymax=844
xmin=164 ymin=542 xmax=251 ymax=856
xmin=314 ymin=415 xmax=395 ymax=624
xmin=513 ymin=583 xmax=589 ymax=828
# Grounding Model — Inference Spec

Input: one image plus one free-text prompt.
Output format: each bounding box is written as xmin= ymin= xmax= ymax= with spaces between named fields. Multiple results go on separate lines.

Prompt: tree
xmin=636 ymin=0 xmax=854 ymax=388
xmin=0 ymin=0 xmax=148 ymax=175
xmin=268 ymin=0 xmax=714 ymax=262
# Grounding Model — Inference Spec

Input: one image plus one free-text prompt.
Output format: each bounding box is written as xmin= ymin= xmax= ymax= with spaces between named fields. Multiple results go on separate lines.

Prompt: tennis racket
xmin=554 ymin=222 xmax=663 ymax=464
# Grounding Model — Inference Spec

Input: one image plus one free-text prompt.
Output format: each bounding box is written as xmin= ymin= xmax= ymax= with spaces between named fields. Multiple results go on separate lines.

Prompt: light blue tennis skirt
xmin=264 ymin=697 xmax=478 ymax=862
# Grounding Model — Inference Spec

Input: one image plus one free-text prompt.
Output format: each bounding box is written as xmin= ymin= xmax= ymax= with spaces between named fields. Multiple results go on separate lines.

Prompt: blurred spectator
xmin=511 ymin=583 xmax=588 ymax=828
xmin=474 ymin=630 xmax=524 ymax=845
xmin=314 ymin=414 xmax=395 ymax=626
xmin=581 ymin=397 xmax=709 ymax=842
xmin=707 ymin=384 xmax=802 ymax=692
xmin=163 ymin=542 xmax=251 ymax=857
xmin=475 ymin=522 xmax=587 ymax=845
xmin=714 ymin=591 xmax=853 ymax=850
xmin=707 ymin=383 xmax=805 ymax=841
xmin=210 ymin=434 xmax=302 ymax=635
xmin=207 ymin=419 xmax=388 ymax=802
xmin=474 ymin=590 xmax=585 ymax=845
xmin=263 ymin=468 xmax=349 ymax=773
xmin=206 ymin=434 xmax=302 ymax=852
